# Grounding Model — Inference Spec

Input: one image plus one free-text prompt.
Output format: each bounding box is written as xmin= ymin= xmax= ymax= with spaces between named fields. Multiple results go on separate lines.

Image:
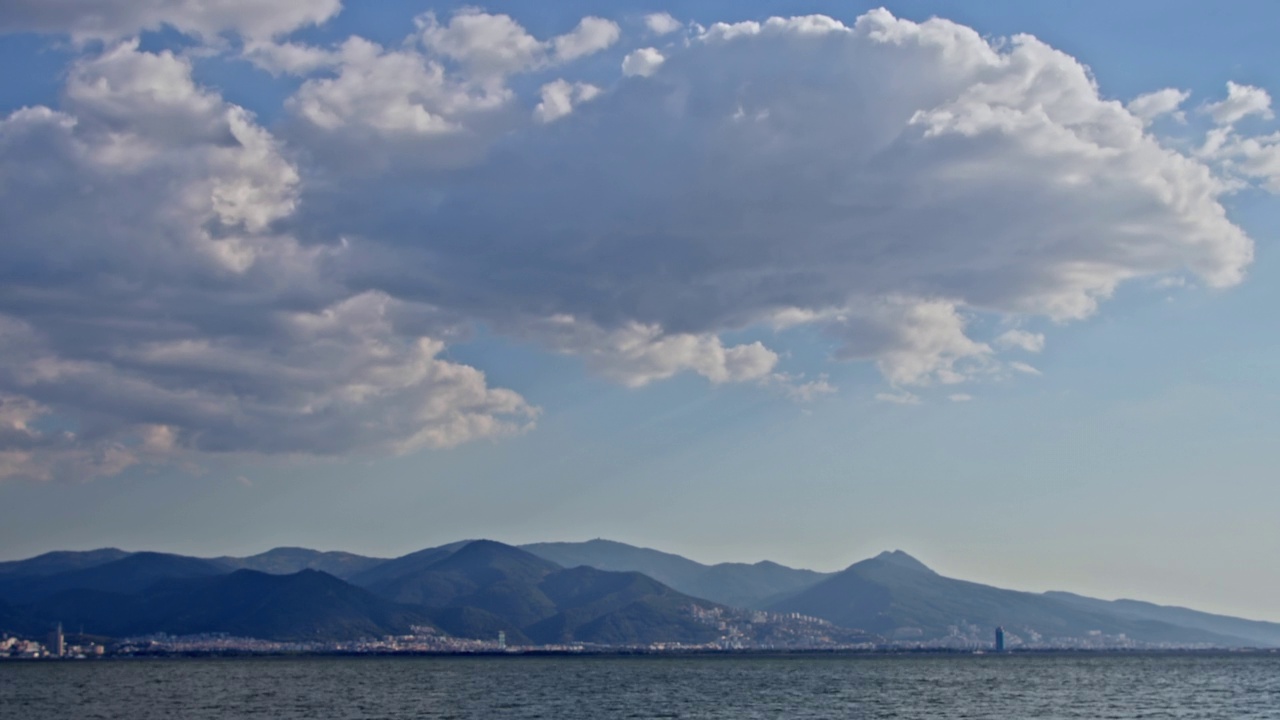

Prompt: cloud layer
xmin=299 ymin=11 xmax=1254 ymax=384
xmin=0 ymin=40 xmax=534 ymax=480
xmin=0 ymin=6 xmax=1271 ymax=480
xmin=0 ymin=0 xmax=340 ymax=41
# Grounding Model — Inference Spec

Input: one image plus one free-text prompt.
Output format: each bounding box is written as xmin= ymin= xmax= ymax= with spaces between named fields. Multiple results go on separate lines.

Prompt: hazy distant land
xmin=2 ymin=539 xmax=1278 ymax=657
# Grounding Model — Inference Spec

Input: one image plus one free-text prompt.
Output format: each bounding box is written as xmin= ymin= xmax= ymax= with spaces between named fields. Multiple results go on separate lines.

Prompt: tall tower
xmin=48 ymin=623 xmax=65 ymax=657
xmin=497 ymin=631 xmax=506 ymax=650
xmin=994 ymin=626 xmax=1005 ymax=652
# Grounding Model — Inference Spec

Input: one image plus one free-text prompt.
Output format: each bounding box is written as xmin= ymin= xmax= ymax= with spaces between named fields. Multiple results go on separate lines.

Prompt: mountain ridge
xmin=0 ymin=552 xmax=227 ymax=605
xmin=212 ymin=547 xmax=387 ymax=580
xmin=521 ymin=539 xmax=832 ymax=609
xmin=3 ymin=540 xmax=1277 ymax=648
xmin=0 ymin=548 xmax=133 ymax=577
xmin=22 ymin=569 xmax=432 ymax=641
xmin=770 ymin=550 xmax=1257 ymax=647
xmin=358 ymin=540 xmax=722 ymax=646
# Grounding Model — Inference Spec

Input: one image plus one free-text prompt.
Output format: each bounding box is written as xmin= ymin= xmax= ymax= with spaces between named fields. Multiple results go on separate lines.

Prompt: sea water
xmin=3 ymin=653 xmax=1277 ymax=719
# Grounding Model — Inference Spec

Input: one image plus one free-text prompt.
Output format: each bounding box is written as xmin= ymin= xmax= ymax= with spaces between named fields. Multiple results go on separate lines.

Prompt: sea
xmin=3 ymin=653 xmax=1278 ymax=719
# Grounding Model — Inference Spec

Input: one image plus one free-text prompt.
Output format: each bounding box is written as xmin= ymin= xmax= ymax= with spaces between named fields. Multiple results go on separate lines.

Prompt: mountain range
xmin=522 ymin=539 xmax=830 ymax=609
xmin=1 ymin=540 xmax=1277 ymax=649
xmin=766 ymin=551 xmax=1247 ymax=646
xmin=0 ymin=541 xmax=724 ymax=646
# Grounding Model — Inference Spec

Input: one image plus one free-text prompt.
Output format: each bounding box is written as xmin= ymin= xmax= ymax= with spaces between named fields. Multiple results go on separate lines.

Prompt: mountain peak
xmin=868 ymin=550 xmax=934 ymax=574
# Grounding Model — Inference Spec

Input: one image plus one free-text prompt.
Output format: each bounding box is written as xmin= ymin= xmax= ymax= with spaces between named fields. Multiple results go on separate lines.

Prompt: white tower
xmin=48 ymin=623 xmax=65 ymax=657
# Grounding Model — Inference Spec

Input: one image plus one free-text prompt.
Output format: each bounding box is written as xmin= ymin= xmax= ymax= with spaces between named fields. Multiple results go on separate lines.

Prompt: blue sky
xmin=1 ymin=1 xmax=1278 ymax=622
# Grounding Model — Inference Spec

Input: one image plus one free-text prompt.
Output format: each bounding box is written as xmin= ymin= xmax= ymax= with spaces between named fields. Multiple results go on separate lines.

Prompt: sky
xmin=1 ymin=1 xmax=1278 ymax=622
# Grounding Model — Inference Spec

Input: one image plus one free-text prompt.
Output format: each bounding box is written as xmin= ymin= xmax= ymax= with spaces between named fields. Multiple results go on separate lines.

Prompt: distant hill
xmin=362 ymin=540 xmax=721 ymax=646
xmin=4 ymin=541 xmax=1278 ymax=649
xmin=769 ymin=551 xmax=1254 ymax=647
xmin=0 ymin=547 xmax=393 ymax=585
xmin=22 ymin=569 xmax=430 ymax=641
xmin=365 ymin=540 xmax=561 ymax=641
xmin=1044 ymin=591 xmax=1280 ymax=648
xmin=522 ymin=539 xmax=830 ymax=609
xmin=348 ymin=541 xmax=473 ymax=588
xmin=0 ymin=541 xmax=721 ymax=646
xmin=0 ymin=549 xmax=132 ymax=577
xmin=212 ymin=547 xmax=386 ymax=581
xmin=0 ymin=597 xmax=23 ymax=631
xmin=0 ymin=552 xmax=227 ymax=604
xmin=525 ymin=565 xmax=720 ymax=645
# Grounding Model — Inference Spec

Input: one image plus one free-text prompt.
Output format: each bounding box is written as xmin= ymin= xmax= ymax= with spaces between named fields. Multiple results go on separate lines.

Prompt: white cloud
xmin=771 ymin=374 xmax=837 ymax=402
xmin=243 ymin=40 xmax=338 ymax=76
xmin=289 ymin=37 xmax=469 ymax=135
xmin=553 ymin=17 xmax=621 ymax=62
xmin=832 ymin=299 xmax=992 ymax=386
xmin=285 ymin=11 xmax=618 ymax=149
xmin=534 ymin=80 xmax=602 ymax=123
xmin=876 ymin=391 xmax=921 ymax=405
xmin=290 ymin=9 xmax=1255 ymax=400
xmin=1222 ymin=132 xmax=1280 ymax=192
xmin=996 ymin=330 xmax=1046 ymax=353
xmin=418 ymin=9 xmax=617 ymax=77
xmin=949 ymin=393 xmax=974 ymax=402
xmin=0 ymin=41 xmax=534 ymax=481
xmin=58 ymin=40 xmax=298 ymax=242
xmin=2 ymin=8 xmax=1273 ymax=480
xmin=622 ymin=47 xmax=665 ymax=78
xmin=526 ymin=316 xmax=778 ymax=387
xmin=0 ymin=292 xmax=536 ymax=476
xmin=644 ymin=13 xmax=683 ymax=36
xmin=0 ymin=0 xmax=340 ymax=41
xmin=700 ymin=14 xmax=847 ymax=42
xmin=1009 ymin=361 xmax=1043 ymax=376
xmin=419 ymin=9 xmax=546 ymax=78
xmin=1127 ymin=88 xmax=1189 ymax=125
xmin=1206 ymin=82 xmax=1273 ymax=126
xmin=1199 ymin=124 xmax=1280 ymax=194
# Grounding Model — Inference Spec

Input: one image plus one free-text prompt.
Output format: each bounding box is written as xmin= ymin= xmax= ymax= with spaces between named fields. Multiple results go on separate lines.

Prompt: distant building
xmin=497 ymin=631 xmax=506 ymax=650
xmin=48 ymin=623 xmax=65 ymax=657
xmin=994 ymin=626 xmax=1005 ymax=652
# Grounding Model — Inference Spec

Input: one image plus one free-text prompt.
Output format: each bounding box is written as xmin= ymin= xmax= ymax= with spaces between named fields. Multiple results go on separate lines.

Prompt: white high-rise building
xmin=47 ymin=623 xmax=64 ymax=657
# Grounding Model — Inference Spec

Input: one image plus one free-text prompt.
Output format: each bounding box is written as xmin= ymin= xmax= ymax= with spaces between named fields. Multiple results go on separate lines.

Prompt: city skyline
xmin=1 ymin=1 xmax=1278 ymax=623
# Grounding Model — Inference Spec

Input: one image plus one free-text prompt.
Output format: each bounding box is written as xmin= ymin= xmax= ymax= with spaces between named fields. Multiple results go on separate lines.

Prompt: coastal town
xmin=2 ymin=607 xmax=1237 ymax=660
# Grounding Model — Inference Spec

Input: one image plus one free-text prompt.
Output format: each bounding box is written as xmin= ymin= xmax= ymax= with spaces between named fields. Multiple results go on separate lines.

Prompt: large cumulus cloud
xmin=0 ymin=40 xmax=534 ymax=481
xmin=0 ymin=6 xmax=1271 ymax=481
xmin=296 ymin=10 xmax=1255 ymax=387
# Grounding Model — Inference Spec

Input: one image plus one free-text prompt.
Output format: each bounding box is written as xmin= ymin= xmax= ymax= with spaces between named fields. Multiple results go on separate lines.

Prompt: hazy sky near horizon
xmin=1 ymin=1 xmax=1278 ymax=621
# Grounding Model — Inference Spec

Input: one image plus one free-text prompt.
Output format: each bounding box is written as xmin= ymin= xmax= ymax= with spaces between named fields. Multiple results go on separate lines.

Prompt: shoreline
xmin=5 ymin=646 xmax=1278 ymax=662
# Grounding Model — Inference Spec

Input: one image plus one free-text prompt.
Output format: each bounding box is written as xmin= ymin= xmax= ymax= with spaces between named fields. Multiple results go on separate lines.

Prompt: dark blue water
xmin=3 ymin=653 xmax=1277 ymax=719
